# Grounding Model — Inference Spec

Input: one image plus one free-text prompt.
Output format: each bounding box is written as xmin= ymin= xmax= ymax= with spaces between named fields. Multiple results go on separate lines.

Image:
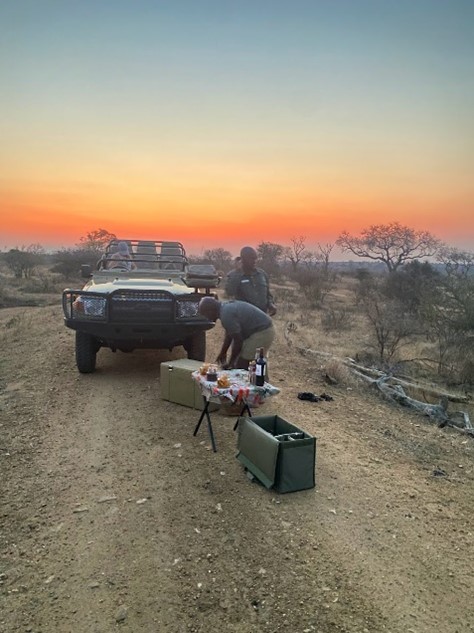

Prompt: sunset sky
xmin=1 ymin=0 xmax=473 ymax=257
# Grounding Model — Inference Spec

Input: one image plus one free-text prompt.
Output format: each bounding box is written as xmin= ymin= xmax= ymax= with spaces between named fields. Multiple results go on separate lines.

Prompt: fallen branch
xmin=299 ymin=345 xmax=473 ymax=435
xmin=300 ymin=346 xmax=470 ymax=403
xmin=357 ymin=373 xmax=448 ymax=421
xmin=354 ymin=372 xmax=473 ymax=434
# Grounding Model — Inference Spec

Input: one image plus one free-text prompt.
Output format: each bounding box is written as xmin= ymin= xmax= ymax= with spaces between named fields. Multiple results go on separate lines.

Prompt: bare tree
xmin=356 ymin=274 xmax=413 ymax=363
xmin=436 ymin=246 xmax=474 ymax=331
xmin=337 ymin=222 xmax=440 ymax=273
xmin=285 ymin=236 xmax=308 ymax=273
xmin=437 ymin=246 xmax=474 ymax=280
xmin=315 ymin=242 xmax=334 ymax=275
xmin=423 ymin=246 xmax=474 ymax=381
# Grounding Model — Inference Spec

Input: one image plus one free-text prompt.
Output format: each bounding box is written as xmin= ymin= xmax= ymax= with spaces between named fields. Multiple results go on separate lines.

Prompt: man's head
xmin=117 ymin=241 xmax=130 ymax=255
xmin=198 ymin=296 xmax=220 ymax=321
xmin=240 ymin=246 xmax=258 ymax=271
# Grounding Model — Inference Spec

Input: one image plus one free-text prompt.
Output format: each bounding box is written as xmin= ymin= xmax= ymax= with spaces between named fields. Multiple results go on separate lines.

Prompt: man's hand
xmin=216 ymin=353 xmax=227 ymax=366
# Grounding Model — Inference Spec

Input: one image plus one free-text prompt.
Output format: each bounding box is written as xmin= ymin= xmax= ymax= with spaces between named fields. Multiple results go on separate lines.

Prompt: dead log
xmin=373 ymin=377 xmax=449 ymax=423
xmin=300 ymin=346 xmax=470 ymax=404
xmin=349 ymin=362 xmax=469 ymax=404
xmin=298 ymin=345 xmax=472 ymax=435
xmin=353 ymin=371 xmax=472 ymax=434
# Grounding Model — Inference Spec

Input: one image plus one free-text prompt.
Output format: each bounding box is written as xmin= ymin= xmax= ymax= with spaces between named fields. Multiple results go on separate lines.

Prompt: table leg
xmin=193 ymin=397 xmax=217 ymax=452
xmin=233 ymin=402 xmax=252 ymax=431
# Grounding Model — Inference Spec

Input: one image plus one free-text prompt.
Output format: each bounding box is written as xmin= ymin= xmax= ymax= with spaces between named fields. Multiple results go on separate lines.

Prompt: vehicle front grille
xmin=110 ymin=290 xmax=174 ymax=322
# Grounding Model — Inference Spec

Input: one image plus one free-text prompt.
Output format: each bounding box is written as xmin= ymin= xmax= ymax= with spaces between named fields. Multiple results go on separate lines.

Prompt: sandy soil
xmin=1 ymin=304 xmax=473 ymax=633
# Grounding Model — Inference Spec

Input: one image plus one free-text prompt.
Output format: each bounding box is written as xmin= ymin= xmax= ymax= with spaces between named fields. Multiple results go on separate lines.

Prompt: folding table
xmin=192 ymin=369 xmax=280 ymax=452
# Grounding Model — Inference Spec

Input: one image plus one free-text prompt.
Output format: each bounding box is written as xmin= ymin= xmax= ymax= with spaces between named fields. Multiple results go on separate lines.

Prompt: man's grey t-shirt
xmin=220 ymin=300 xmax=272 ymax=339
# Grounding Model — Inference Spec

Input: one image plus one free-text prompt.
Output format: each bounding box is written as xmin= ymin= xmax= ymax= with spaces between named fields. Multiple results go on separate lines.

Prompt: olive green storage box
xmin=160 ymin=359 xmax=219 ymax=411
xmin=236 ymin=415 xmax=316 ymax=493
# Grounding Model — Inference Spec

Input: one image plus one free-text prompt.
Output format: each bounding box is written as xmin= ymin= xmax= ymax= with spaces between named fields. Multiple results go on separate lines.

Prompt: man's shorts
xmin=241 ymin=324 xmax=275 ymax=360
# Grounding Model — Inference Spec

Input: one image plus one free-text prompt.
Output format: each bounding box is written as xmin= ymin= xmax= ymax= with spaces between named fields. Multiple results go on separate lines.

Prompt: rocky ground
xmin=0 ymin=304 xmax=473 ymax=633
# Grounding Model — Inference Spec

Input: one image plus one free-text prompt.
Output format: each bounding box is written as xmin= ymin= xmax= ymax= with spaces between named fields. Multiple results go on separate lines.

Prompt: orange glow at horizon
xmin=2 ymin=143 xmax=473 ymax=254
xmin=3 ymin=178 xmax=473 ymax=254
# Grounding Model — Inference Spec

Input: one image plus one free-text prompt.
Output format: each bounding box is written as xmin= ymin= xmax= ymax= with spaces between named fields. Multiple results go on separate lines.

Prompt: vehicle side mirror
xmin=81 ymin=264 xmax=92 ymax=278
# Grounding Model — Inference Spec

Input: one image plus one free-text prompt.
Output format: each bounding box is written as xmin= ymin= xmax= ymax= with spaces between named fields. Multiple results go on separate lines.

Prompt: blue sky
xmin=1 ymin=0 xmax=473 ymax=253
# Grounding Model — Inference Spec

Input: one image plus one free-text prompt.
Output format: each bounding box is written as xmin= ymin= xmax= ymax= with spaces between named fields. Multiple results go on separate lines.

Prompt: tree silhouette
xmin=4 ymin=244 xmax=44 ymax=278
xmin=285 ymin=236 xmax=308 ymax=272
xmin=77 ymin=228 xmax=117 ymax=255
xmin=337 ymin=222 xmax=440 ymax=273
xmin=257 ymin=241 xmax=285 ymax=276
xmin=203 ymin=248 xmax=233 ymax=272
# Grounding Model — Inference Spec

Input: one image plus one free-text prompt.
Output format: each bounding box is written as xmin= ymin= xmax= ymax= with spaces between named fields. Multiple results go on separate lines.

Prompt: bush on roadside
xmin=51 ymin=248 xmax=96 ymax=280
xmin=321 ymin=307 xmax=352 ymax=332
xmin=324 ymin=358 xmax=358 ymax=386
xmin=294 ymin=268 xmax=334 ymax=308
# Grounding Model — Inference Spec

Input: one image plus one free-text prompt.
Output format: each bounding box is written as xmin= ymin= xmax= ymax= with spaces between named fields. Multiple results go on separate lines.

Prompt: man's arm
xmin=216 ymin=333 xmax=233 ymax=366
xmin=263 ymin=270 xmax=277 ymax=316
xmin=225 ymin=270 xmax=240 ymax=299
xmin=228 ymin=334 xmax=244 ymax=368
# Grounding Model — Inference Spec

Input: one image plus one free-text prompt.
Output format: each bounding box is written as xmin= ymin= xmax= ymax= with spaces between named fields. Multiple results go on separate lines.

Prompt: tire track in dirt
xmin=1 ymin=305 xmax=473 ymax=633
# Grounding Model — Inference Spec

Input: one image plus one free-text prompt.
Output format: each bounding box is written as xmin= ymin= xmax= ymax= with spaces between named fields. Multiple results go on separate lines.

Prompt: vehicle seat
xmin=134 ymin=241 xmax=159 ymax=270
xmin=160 ymin=242 xmax=185 ymax=271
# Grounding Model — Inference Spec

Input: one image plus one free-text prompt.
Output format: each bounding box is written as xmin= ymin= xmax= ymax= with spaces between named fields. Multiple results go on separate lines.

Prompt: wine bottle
xmin=255 ymin=347 xmax=266 ymax=387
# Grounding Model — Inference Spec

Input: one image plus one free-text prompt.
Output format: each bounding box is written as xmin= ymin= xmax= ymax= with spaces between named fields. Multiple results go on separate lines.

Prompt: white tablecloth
xmin=192 ymin=369 xmax=280 ymax=407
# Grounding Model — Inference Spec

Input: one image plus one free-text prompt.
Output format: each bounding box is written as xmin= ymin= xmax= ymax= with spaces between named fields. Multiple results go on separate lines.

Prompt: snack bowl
xmin=217 ymin=374 xmax=230 ymax=388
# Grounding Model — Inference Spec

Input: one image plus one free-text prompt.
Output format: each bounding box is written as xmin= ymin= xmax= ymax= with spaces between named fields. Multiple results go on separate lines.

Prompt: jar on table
xmin=206 ymin=364 xmax=218 ymax=382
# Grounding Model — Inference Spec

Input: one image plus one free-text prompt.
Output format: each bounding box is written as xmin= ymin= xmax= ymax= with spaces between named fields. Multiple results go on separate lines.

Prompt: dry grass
xmin=0 ymin=265 xmax=471 ymax=401
xmin=0 ymin=265 xmax=64 ymax=308
xmin=275 ymin=276 xmax=472 ymax=396
xmin=0 ymin=308 xmax=35 ymax=346
xmin=324 ymin=357 xmax=360 ymax=387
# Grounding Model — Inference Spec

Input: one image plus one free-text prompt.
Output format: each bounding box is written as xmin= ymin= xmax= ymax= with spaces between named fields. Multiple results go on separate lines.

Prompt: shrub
xmin=51 ymin=248 xmax=96 ymax=280
xmin=324 ymin=359 xmax=358 ymax=386
xmin=294 ymin=268 xmax=333 ymax=308
xmin=321 ymin=308 xmax=352 ymax=332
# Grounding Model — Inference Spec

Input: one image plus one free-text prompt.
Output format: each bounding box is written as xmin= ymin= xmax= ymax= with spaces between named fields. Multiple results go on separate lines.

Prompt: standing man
xmin=198 ymin=297 xmax=275 ymax=370
xmin=225 ymin=246 xmax=276 ymax=316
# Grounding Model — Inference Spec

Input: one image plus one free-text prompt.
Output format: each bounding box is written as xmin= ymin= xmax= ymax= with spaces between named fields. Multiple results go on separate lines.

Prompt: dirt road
xmin=1 ymin=305 xmax=473 ymax=632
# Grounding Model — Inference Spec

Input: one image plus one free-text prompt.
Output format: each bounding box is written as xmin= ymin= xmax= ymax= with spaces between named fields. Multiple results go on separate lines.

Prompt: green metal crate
xmin=236 ymin=415 xmax=316 ymax=493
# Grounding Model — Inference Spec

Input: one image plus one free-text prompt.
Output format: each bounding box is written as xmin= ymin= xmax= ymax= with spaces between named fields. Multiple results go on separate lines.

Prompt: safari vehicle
xmin=62 ymin=240 xmax=220 ymax=373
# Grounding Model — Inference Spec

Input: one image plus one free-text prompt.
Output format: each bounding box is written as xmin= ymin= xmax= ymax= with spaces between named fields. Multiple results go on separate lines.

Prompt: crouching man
xmin=198 ymin=297 xmax=275 ymax=370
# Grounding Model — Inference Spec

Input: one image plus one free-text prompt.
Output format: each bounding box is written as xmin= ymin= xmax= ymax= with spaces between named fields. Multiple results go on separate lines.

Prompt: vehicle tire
xmin=76 ymin=331 xmax=98 ymax=373
xmin=184 ymin=331 xmax=206 ymax=361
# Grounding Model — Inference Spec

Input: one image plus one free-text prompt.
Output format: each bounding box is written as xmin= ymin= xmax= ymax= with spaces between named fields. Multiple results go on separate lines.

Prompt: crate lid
xmin=161 ymin=358 xmax=203 ymax=371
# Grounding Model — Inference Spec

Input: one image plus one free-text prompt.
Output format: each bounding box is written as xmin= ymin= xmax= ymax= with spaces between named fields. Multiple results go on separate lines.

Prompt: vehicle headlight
xmin=77 ymin=296 xmax=107 ymax=318
xmin=176 ymin=299 xmax=200 ymax=319
xmin=64 ymin=293 xmax=107 ymax=320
